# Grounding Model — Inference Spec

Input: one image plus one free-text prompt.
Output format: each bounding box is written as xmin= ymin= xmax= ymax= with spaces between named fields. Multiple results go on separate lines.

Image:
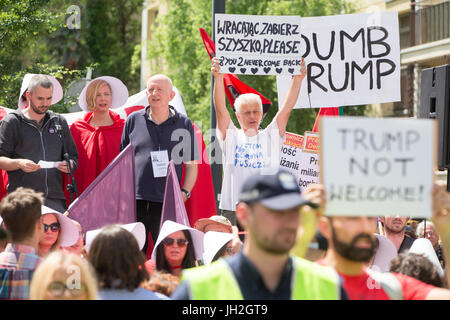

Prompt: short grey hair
xmin=28 ymin=75 xmax=53 ymax=94
xmin=234 ymin=93 xmax=263 ymax=114
xmin=416 ymin=220 xmax=435 ymax=237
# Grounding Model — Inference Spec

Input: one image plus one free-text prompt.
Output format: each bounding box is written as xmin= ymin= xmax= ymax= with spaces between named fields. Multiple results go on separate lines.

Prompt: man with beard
xmin=171 ymin=170 xmax=347 ymax=300
xmin=0 ymin=74 xmax=78 ymax=212
xmin=379 ymin=216 xmax=415 ymax=253
xmin=311 ymin=183 xmax=450 ymax=300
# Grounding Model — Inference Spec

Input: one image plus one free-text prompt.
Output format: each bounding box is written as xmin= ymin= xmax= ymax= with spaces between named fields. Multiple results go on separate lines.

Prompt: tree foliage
xmin=0 ymin=0 xmax=142 ymax=112
xmin=148 ymin=0 xmax=367 ymax=138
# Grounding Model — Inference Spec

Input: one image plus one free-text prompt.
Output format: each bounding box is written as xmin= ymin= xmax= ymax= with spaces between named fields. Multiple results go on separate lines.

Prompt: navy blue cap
xmin=239 ymin=170 xmax=318 ymax=210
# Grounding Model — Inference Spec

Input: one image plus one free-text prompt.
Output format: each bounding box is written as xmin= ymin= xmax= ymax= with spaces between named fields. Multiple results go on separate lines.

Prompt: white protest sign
xmin=277 ymin=11 xmax=400 ymax=108
xmin=280 ymin=132 xmax=303 ymax=178
xmin=320 ymin=117 xmax=436 ymax=218
xmin=279 ymin=132 xmax=321 ymax=193
xmin=215 ymin=14 xmax=302 ymax=76
xmin=298 ymin=132 xmax=320 ymax=192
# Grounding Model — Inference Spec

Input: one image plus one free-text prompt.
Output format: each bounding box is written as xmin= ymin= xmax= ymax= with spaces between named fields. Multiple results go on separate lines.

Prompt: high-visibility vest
xmin=182 ymin=256 xmax=341 ymax=300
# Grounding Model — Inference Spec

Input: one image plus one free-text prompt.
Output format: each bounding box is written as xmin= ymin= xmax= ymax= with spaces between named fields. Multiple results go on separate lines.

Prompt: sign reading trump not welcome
xmin=320 ymin=117 xmax=436 ymax=218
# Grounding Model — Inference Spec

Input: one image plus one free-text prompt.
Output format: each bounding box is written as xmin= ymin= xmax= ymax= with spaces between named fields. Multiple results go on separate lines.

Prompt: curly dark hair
xmin=155 ymin=230 xmax=197 ymax=273
xmin=88 ymin=224 xmax=149 ymax=291
xmin=389 ymin=253 xmax=445 ymax=288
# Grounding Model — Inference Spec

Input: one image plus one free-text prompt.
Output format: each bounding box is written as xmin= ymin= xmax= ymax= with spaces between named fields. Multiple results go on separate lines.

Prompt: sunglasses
xmin=162 ymin=237 xmax=189 ymax=247
xmin=43 ymin=223 xmax=60 ymax=232
xmin=46 ymin=281 xmax=86 ymax=298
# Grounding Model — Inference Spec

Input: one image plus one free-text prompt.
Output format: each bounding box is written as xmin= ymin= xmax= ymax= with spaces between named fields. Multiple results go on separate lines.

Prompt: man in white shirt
xmin=211 ymin=57 xmax=307 ymax=224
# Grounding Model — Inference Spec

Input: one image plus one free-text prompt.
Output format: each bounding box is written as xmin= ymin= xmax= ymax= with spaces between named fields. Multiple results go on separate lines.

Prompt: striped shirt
xmin=0 ymin=243 xmax=42 ymax=300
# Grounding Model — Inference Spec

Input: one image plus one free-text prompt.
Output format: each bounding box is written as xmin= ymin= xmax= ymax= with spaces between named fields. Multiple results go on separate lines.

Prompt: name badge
xmin=151 ymin=150 xmax=169 ymax=178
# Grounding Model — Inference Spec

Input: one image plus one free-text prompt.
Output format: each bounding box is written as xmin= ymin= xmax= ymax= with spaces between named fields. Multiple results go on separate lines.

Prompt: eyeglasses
xmin=162 ymin=237 xmax=189 ymax=247
xmin=43 ymin=223 xmax=60 ymax=232
xmin=46 ymin=281 xmax=86 ymax=298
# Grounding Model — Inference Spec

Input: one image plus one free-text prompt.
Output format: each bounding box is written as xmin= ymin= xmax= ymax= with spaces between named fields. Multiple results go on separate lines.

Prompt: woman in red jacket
xmin=65 ymin=76 xmax=128 ymax=204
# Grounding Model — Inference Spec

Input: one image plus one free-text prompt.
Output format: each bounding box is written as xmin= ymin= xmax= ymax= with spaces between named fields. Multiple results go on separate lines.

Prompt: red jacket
xmin=64 ymin=110 xmax=125 ymax=205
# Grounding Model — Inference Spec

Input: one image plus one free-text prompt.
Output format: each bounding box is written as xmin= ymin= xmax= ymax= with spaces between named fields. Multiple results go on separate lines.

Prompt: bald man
xmin=120 ymin=74 xmax=199 ymax=252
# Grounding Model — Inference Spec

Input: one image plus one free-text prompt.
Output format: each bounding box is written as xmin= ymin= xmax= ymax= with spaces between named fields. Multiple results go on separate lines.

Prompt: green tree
xmin=0 ymin=0 xmax=143 ymax=111
xmin=85 ymin=0 xmax=143 ymax=94
xmin=148 ymin=0 xmax=367 ymax=139
xmin=0 ymin=0 xmax=61 ymax=108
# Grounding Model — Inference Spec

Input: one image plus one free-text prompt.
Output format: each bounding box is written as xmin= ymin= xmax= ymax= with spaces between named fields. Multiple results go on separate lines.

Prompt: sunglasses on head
xmin=162 ymin=237 xmax=189 ymax=247
xmin=43 ymin=223 xmax=60 ymax=232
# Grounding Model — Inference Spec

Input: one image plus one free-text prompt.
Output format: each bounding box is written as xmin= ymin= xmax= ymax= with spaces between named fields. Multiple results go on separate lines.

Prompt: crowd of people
xmin=0 ymin=58 xmax=449 ymax=301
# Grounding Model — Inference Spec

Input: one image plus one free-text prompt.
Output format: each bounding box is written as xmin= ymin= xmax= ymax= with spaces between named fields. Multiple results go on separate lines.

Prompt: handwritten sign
xmin=320 ymin=117 xmax=436 ymax=218
xmin=277 ymin=11 xmax=400 ymax=108
xmin=215 ymin=14 xmax=302 ymax=76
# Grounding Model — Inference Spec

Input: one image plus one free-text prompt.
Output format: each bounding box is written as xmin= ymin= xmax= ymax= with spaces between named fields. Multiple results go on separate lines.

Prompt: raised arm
xmin=274 ymin=58 xmax=307 ymax=137
xmin=211 ymin=57 xmax=231 ymax=140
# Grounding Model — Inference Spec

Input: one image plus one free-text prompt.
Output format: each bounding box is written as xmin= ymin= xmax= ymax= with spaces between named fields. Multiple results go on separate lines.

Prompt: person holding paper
xmin=0 ymin=74 xmax=78 ymax=212
xmin=120 ymin=74 xmax=199 ymax=253
xmin=65 ymin=76 xmax=127 ymax=204
xmin=210 ymin=56 xmax=306 ymax=224
xmin=310 ymin=182 xmax=450 ymax=299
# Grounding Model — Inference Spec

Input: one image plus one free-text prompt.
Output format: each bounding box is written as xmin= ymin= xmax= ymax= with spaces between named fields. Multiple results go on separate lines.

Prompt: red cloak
xmin=0 ymin=107 xmax=8 ymax=201
xmin=64 ymin=110 xmax=125 ymax=205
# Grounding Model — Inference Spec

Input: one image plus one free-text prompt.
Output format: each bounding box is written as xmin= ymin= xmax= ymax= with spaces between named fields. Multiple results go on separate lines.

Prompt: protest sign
xmin=277 ymin=11 xmax=400 ymax=108
xmin=320 ymin=117 xmax=436 ymax=218
xmin=280 ymin=132 xmax=320 ymax=192
xmin=298 ymin=132 xmax=320 ymax=192
xmin=280 ymin=132 xmax=303 ymax=178
xmin=215 ymin=14 xmax=302 ymax=76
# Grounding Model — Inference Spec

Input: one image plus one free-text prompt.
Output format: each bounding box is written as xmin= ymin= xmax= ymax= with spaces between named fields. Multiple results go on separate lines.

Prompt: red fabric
xmin=312 ymin=107 xmax=341 ymax=132
xmin=391 ymin=272 xmax=435 ymax=300
xmin=316 ymin=259 xmax=435 ymax=300
xmin=144 ymin=259 xmax=156 ymax=275
xmin=146 ymin=232 xmax=155 ymax=260
xmin=0 ymin=107 xmax=8 ymax=201
xmin=199 ymin=28 xmax=271 ymax=113
xmin=124 ymin=105 xmax=146 ymax=117
xmin=180 ymin=123 xmax=217 ymax=227
xmin=64 ymin=110 xmax=125 ymax=205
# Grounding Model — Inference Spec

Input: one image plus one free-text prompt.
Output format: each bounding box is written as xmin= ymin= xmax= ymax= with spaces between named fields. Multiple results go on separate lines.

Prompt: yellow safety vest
xmin=182 ymin=256 xmax=341 ymax=300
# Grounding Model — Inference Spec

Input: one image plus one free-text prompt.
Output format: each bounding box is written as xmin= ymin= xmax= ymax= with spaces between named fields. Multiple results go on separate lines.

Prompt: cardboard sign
xmin=277 ymin=12 xmax=400 ymax=108
xmin=215 ymin=14 xmax=302 ymax=76
xmin=320 ymin=117 xmax=436 ymax=218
